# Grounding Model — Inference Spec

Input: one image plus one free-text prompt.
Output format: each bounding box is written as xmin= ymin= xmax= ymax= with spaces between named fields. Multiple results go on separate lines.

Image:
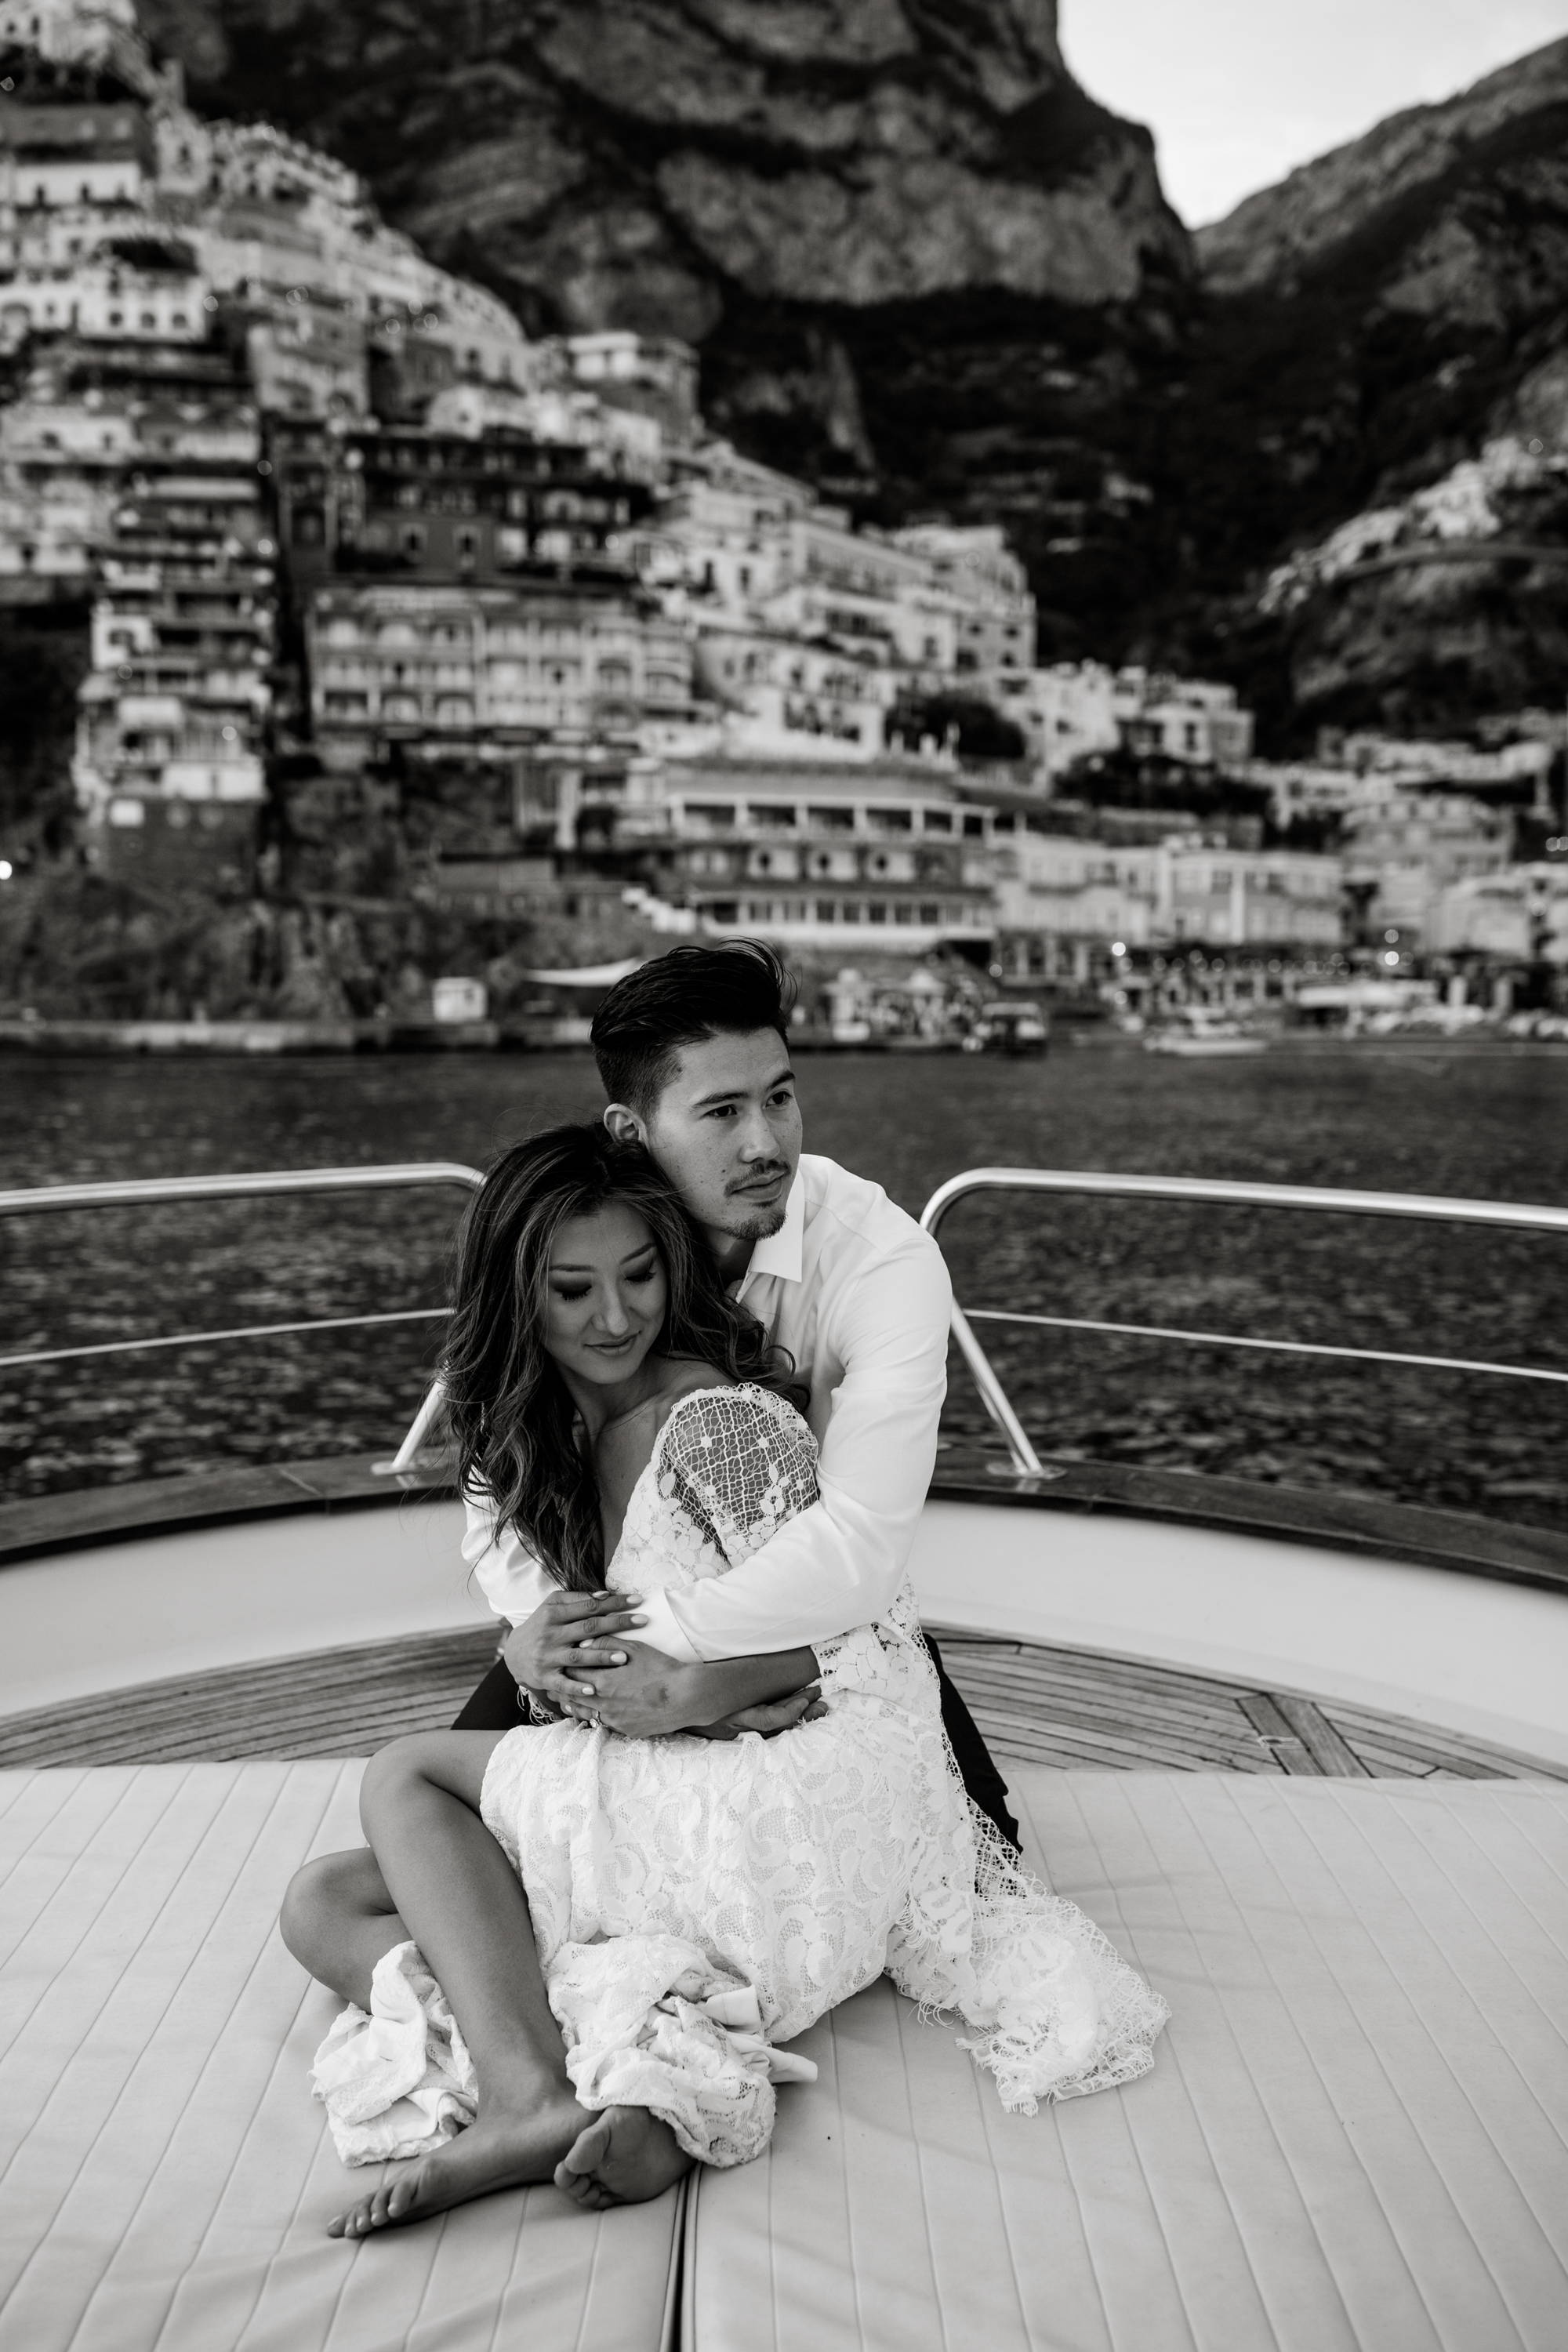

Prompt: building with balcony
xmin=558 ymin=332 xmax=699 ymax=449
xmin=305 ymin=579 xmax=692 ymax=770
xmin=1341 ymin=792 xmax=1513 ymax=946
xmin=1114 ymin=670 xmax=1256 ymax=768
xmin=600 ymin=760 xmax=996 ymax=953
xmin=0 ymin=82 xmax=150 ymax=209
xmin=270 ymin=421 xmax=654 ymax=594
xmin=245 ymin=291 xmax=366 ymax=420
xmin=1426 ymin=864 xmax=1568 ymax=967
xmin=991 ymin=830 xmax=1343 ymax=972
xmin=990 ymin=660 xmax=1120 ymax=779
xmin=889 ymin=524 xmax=1036 ymax=675
xmin=0 ymin=244 xmax=206 ymax=343
xmin=622 ymin=445 xmax=815 ymax=609
xmin=70 ymin=382 xmax=274 ymax=828
xmin=691 ymin=617 xmax=890 ymax=760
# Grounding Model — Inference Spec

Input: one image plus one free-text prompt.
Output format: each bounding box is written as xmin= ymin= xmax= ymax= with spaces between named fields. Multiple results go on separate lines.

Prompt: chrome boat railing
xmin=0 ymin=1165 xmax=483 ymax=1394
xmin=919 ymin=1168 xmax=1568 ymax=1478
xmin=3 ymin=1160 xmax=1565 ymax=1493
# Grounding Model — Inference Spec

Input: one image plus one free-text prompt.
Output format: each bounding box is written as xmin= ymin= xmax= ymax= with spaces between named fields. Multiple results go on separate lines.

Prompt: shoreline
xmin=2 ymin=1017 xmax=1566 ymax=1058
xmin=0 ymin=1015 xmax=974 ymax=1055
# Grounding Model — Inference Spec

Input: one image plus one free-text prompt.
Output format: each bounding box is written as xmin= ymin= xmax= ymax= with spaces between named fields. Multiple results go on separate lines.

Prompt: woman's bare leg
xmin=320 ymin=1729 xmax=589 ymax=2238
xmin=281 ymin=1846 xmax=406 ymax=2010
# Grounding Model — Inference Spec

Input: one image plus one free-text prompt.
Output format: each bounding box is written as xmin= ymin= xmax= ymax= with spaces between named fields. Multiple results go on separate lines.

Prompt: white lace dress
xmin=313 ymin=1385 xmax=1168 ymax=2169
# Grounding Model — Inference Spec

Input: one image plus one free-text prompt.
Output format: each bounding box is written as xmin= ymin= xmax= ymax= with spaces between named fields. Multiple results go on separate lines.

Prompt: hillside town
xmin=2 ymin=0 xmax=1566 ymax=1045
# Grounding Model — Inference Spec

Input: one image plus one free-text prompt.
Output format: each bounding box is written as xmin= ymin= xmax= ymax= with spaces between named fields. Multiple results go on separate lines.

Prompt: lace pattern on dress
xmin=316 ymin=1381 xmax=1167 ymax=2171
xmin=634 ymin=1386 xmax=1170 ymax=2115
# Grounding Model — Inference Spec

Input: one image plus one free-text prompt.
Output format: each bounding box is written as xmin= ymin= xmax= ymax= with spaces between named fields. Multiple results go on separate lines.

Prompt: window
xmin=815 ymin=900 xmax=837 ymax=923
xmin=962 ymin=814 xmax=984 ymax=837
xmin=868 ymin=902 xmax=887 ymax=924
xmin=400 ymin=524 xmax=424 ymax=555
xmin=922 ymin=810 xmax=953 ymax=835
xmin=920 ymin=902 xmax=939 ymax=925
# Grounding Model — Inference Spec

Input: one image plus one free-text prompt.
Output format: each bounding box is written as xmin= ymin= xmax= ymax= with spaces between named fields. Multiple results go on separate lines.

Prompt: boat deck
xmin=1 ymin=1624 xmax=1563 ymax=1780
xmin=5 ymin=1758 xmax=1566 ymax=2351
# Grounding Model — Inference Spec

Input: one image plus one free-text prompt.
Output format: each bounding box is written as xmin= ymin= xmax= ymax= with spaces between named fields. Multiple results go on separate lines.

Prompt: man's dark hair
xmin=590 ymin=941 xmax=797 ymax=1116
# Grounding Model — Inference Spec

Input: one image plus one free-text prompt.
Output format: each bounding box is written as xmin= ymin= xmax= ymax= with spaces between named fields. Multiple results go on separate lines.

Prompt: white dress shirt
xmin=463 ymin=1152 xmax=953 ymax=1663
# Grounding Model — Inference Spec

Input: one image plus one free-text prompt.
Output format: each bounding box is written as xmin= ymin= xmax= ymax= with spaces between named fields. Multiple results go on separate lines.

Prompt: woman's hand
xmin=686 ymin=1686 xmax=828 ymax=1740
xmin=501 ymin=1590 xmax=648 ymax=1712
xmin=555 ymin=1646 xmax=826 ymax=1740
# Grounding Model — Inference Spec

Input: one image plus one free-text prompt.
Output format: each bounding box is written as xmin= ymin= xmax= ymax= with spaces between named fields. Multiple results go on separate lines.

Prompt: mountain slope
xmin=1173 ymin=38 xmax=1568 ymax=731
xmin=133 ymin=0 xmax=1193 ymax=652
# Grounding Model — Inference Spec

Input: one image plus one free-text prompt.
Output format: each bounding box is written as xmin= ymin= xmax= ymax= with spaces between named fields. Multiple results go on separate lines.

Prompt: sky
xmin=1058 ymin=0 xmax=1568 ymax=227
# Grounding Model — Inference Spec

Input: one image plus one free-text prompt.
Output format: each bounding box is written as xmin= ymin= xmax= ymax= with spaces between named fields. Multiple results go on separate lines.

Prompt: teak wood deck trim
xmin=4 ymin=1449 xmax=1566 ymax=1595
xmin=0 ymin=1623 xmax=1561 ymax=1780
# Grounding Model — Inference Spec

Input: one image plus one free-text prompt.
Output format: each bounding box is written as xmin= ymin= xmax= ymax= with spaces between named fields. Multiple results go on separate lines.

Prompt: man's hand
xmin=553 ymin=1642 xmax=698 ymax=1739
xmin=686 ymin=1685 xmax=828 ymax=1740
xmin=502 ymin=1589 xmax=648 ymax=1712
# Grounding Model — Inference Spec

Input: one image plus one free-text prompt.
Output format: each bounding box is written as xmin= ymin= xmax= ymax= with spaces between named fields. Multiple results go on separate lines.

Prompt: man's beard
xmin=722 ymin=1197 xmax=789 ymax=1242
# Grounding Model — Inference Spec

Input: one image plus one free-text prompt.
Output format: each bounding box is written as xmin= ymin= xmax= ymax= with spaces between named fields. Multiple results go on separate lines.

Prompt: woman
xmin=282 ymin=1127 xmax=1167 ymax=2237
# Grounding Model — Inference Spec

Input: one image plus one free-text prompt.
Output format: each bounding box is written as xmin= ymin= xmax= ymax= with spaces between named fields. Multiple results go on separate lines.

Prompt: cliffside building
xmin=592 ymin=759 xmax=996 ymax=954
xmin=306 ymin=581 xmax=691 ymax=771
xmin=71 ymin=358 xmax=274 ymax=866
xmin=270 ymin=421 xmax=653 ymax=594
xmin=1341 ymin=791 xmax=1513 ymax=947
xmin=990 ymin=829 xmax=1344 ymax=985
xmin=1113 ymin=671 xmax=1256 ymax=769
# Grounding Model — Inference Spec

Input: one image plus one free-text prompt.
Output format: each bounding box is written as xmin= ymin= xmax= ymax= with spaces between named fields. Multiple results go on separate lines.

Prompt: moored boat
xmin=1142 ymin=1007 xmax=1269 ymax=1056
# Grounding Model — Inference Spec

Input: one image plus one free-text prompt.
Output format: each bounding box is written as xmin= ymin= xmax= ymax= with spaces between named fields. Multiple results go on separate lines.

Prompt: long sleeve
xmin=633 ymin=1229 xmax=952 ymax=1663
xmin=461 ymin=1486 xmax=557 ymax=1626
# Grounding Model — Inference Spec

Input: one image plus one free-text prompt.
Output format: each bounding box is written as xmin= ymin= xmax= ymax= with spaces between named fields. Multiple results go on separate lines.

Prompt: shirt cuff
xmin=633 ymin=1587 xmax=702 ymax=1665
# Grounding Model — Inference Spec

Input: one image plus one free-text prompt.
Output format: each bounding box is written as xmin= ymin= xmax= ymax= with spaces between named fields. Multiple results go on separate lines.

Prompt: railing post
xmin=949 ymin=1303 xmax=1045 ymax=1476
xmin=380 ymin=1379 xmax=448 ymax=1476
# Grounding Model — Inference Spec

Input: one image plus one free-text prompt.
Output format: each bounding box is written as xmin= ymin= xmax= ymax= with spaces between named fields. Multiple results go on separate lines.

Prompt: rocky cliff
xmin=128 ymin=5 xmax=1568 ymax=732
xmin=133 ymin=0 xmax=1192 ymax=651
xmin=1175 ymin=38 xmax=1568 ymax=732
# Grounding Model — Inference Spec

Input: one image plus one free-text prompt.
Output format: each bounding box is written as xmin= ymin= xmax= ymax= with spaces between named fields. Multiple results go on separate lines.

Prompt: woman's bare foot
xmin=328 ymin=2093 xmax=582 ymax=2239
xmin=554 ymin=2105 xmax=693 ymax=2210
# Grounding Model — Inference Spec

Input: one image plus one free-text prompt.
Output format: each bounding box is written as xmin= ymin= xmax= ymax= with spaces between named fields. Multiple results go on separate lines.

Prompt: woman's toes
xmin=554 ymin=2157 xmax=612 ymax=2209
xmin=560 ymin=2113 xmax=613 ymax=2182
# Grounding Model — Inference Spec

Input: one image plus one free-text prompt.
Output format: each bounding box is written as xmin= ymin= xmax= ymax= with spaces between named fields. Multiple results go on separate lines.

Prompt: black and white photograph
xmin=2 ymin=1 xmax=1566 ymax=2345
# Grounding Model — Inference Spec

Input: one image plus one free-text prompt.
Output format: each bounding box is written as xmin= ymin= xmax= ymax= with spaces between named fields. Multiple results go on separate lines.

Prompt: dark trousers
xmin=453 ymin=1635 xmax=1020 ymax=1853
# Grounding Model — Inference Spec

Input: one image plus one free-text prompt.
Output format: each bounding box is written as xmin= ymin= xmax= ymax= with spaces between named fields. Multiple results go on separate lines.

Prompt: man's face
xmin=608 ymin=1028 xmax=803 ymax=1250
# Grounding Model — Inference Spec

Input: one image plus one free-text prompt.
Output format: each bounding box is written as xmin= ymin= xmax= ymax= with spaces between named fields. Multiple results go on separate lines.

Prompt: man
xmin=455 ymin=940 xmax=1018 ymax=1848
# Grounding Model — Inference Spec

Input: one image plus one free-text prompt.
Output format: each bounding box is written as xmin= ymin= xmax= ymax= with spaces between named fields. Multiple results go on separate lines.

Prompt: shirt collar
xmin=737 ymin=1167 xmax=805 ymax=1294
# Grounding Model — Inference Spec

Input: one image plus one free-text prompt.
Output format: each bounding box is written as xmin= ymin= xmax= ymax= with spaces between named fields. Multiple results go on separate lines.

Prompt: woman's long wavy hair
xmin=442 ymin=1123 xmax=797 ymax=1594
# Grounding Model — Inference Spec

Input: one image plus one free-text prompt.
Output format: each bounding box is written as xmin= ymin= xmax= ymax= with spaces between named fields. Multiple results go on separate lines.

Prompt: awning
xmin=518 ymin=959 xmax=646 ymax=987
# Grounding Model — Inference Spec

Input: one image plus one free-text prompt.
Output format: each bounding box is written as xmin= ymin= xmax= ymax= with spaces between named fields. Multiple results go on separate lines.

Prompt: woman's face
xmin=539 ymin=1202 xmax=668 ymax=1387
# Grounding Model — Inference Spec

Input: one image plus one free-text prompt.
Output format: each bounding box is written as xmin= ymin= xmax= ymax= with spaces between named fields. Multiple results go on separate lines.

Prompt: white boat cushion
xmin=685 ymin=1769 xmax=1568 ymax=2352
xmin=0 ymin=1762 xmax=682 ymax=2352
